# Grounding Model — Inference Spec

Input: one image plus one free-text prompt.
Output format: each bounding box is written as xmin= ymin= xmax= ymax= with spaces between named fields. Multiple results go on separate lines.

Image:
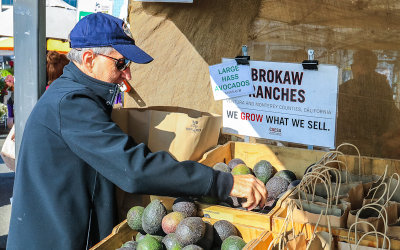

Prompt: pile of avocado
xmin=208 ymin=158 xmax=300 ymax=213
xmin=119 ymin=198 xmax=247 ymax=250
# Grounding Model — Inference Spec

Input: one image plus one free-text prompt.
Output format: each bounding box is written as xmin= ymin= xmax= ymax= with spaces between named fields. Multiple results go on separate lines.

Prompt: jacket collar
xmin=64 ymin=62 xmax=120 ymax=106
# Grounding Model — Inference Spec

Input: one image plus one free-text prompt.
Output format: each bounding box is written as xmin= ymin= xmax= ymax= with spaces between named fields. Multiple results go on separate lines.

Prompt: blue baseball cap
xmin=69 ymin=13 xmax=153 ymax=64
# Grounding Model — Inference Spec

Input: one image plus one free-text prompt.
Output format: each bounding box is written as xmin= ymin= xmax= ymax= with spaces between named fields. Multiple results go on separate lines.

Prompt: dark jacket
xmin=7 ymin=62 xmax=233 ymax=250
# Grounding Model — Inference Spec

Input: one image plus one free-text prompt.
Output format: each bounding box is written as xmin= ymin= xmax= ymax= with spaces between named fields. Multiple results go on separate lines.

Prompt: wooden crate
xmin=90 ymin=217 xmax=266 ymax=250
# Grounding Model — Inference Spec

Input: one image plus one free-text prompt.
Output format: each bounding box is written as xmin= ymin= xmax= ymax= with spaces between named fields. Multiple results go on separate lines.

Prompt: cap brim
xmin=113 ymin=44 xmax=153 ymax=64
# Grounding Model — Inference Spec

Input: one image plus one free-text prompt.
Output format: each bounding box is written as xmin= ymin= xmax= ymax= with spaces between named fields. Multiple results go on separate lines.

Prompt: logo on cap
xmin=122 ymin=21 xmax=134 ymax=40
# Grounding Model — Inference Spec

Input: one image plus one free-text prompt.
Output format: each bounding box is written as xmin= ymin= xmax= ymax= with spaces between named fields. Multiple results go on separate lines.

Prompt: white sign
xmin=209 ymin=60 xmax=254 ymax=100
xmin=223 ymin=60 xmax=339 ymax=148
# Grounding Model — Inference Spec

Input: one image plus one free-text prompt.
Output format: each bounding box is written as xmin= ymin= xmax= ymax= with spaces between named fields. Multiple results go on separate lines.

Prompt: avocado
xmin=198 ymin=196 xmax=219 ymax=204
xmin=265 ymin=176 xmax=290 ymax=206
xmin=213 ymin=162 xmax=230 ymax=173
xmin=127 ymin=206 xmax=145 ymax=232
xmin=213 ymin=220 xmax=238 ymax=246
xmin=288 ymin=179 xmax=301 ymax=190
xmin=182 ymin=245 xmax=203 ymax=250
xmin=175 ymin=217 xmax=206 ymax=247
xmin=231 ymin=164 xmax=252 ymax=176
xmin=148 ymin=234 xmax=164 ymax=242
xmin=222 ymin=196 xmax=244 ymax=208
xmin=120 ymin=240 xmax=138 ymax=249
xmin=197 ymin=221 xmax=214 ymax=250
xmin=173 ymin=197 xmax=198 ymax=217
xmin=135 ymin=231 xmax=146 ymax=242
xmin=221 ymin=235 xmax=246 ymax=250
xmin=136 ymin=234 xmax=163 ymax=250
xmin=162 ymin=211 xmax=186 ymax=234
xmin=142 ymin=199 xmax=167 ymax=235
xmin=162 ymin=233 xmax=183 ymax=250
xmin=253 ymin=160 xmax=276 ymax=184
xmin=275 ymin=170 xmax=297 ymax=183
xmin=227 ymin=158 xmax=245 ymax=171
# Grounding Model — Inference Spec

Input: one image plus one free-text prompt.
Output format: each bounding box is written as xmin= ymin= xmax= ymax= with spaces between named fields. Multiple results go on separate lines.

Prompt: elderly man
xmin=7 ymin=13 xmax=267 ymax=250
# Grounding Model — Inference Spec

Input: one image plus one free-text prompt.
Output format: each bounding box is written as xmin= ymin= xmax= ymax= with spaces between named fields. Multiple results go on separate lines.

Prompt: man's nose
xmin=122 ymin=67 xmax=132 ymax=81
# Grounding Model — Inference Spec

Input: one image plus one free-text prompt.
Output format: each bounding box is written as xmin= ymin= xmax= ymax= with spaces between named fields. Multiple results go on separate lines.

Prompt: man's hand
xmin=229 ymin=174 xmax=267 ymax=210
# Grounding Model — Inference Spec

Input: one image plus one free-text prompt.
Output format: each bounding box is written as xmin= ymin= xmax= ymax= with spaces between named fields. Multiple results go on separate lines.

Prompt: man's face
xmin=91 ymin=50 xmax=131 ymax=84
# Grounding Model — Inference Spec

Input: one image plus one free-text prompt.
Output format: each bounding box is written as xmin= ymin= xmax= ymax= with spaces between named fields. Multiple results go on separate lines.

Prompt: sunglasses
xmin=96 ymin=53 xmax=131 ymax=71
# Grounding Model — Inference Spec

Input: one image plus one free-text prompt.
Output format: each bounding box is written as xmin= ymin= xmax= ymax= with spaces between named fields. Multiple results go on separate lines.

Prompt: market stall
xmin=94 ymin=0 xmax=400 ymax=249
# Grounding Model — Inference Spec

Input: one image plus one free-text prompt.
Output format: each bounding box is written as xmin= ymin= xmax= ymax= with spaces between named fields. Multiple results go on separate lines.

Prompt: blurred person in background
xmin=337 ymin=50 xmax=400 ymax=158
xmin=46 ymin=51 xmax=69 ymax=90
xmin=4 ymin=74 xmax=14 ymax=129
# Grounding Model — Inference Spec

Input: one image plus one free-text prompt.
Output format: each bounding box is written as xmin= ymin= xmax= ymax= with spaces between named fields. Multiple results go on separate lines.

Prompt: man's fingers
xmin=229 ymin=174 xmax=268 ymax=210
xmin=240 ymin=193 xmax=254 ymax=209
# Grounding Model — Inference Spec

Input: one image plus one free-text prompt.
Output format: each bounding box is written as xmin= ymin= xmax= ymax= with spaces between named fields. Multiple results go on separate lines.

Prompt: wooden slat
xmin=90 ymin=219 xmax=137 ymax=250
xmin=198 ymin=142 xmax=233 ymax=167
xmin=245 ymin=231 xmax=275 ymax=250
xmin=200 ymin=204 xmax=271 ymax=230
xmin=150 ymin=195 xmax=274 ymax=230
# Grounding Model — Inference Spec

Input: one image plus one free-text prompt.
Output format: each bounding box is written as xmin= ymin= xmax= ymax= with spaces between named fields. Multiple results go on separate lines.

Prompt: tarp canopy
xmin=0 ymin=0 xmax=77 ymax=40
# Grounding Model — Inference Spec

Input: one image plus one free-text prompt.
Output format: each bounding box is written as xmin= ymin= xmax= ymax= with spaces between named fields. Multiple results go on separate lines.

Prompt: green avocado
xmin=275 ymin=170 xmax=297 ymax=183
xmin=213 ymin=162 xmax=230 ymax=173
xmin=162 ymin=233 xmax=183 ymax=250
xmin=221 ymin=236 xmax=246 ymax=250
xmin=175 ymin=217 xmax=206 ymax=247
xmin=182 ymin=245 xmax=203 ymax=250
xmin=127 ymin=206 xmax=144 ymax=232
xmin=231 ymin=164 xmax=252 ymax=176
xmin=213 ymin=220 xmax=238 ymax=247
xmin=252 ymin=160 xmax=276 ymax=184
xmin=173 ymin=197 xmax=198 ymax=217
xmin=137 ymin=234 xmax=163 ymax=250
xmin=142 ymin=199 xmax=167 ymax=235
xmin=120 ymin=240 xmax=138 ymax=249
xmin=227 ymin=158 xmax=245 ymax=171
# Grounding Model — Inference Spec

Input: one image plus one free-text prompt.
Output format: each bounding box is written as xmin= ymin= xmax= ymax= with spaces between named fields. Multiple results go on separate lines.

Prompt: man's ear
xmin=81 ymin=50 xmax=95 ymax=73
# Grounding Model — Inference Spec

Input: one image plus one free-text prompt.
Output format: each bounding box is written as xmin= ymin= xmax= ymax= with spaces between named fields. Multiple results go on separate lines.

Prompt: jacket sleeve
xmin=59 ymin=92 xmax=233 ymax=200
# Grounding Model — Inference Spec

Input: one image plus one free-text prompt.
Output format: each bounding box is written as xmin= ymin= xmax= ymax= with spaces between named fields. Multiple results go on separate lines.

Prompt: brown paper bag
xmin=285 ymin=233 xmax=307 ymax=250
xmin=292 ymin=200 xmax=350 ymax=228
xmin=306 ymin=209 xmax=334 ymax=250
xmin=347 ymin=207 xmax=383 ymax=232
xmin=361 ymin=199 xmax=399 ymax=226
xmin=340 ymin=220 xmax=390 ymax=250
xmin=347 ymin=202 xmax=391 ymax=233
xmin=292 ymin=169 xmax=351 ymax=228
xmin=113 ymin=106 xmax=222 ymax=161
xmin=0 ymin=125 xmax=15 ymax=171
xmin=338 ymin=241 xmax=388 ymax=250
xmin=388 ymin=218 xmax=400 ymax=239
